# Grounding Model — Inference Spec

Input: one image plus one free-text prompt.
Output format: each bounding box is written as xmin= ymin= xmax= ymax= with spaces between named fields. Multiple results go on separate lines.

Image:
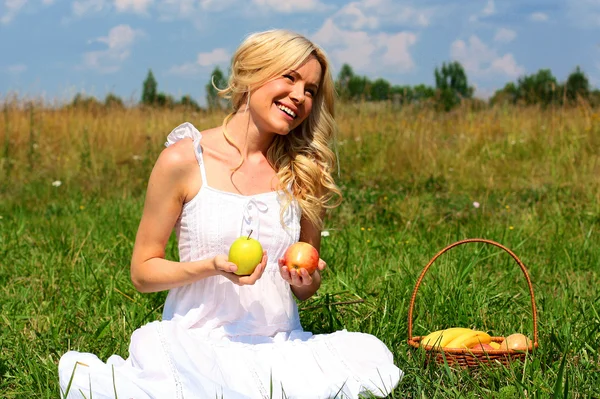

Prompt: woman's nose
xmin=289 ymin=84 xmax=305 ymax=104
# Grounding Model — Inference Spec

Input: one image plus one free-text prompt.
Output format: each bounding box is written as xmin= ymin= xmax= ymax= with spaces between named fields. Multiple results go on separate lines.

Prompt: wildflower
xmin=509 ymin=226 xmax=514 ymax=230
xmin=52 ymin=180 xmax=62 ymax=187
xmin=321 ymin=231 xmax=330 ymax=237
xmin=473 ymin=201 xmax=480 ymax=209
xmin=367 ymin=227 xmax=372 ymax=231
xmin=367 ymin=239 xmax=371 ymax=243
xmin=361 ymin=227 xmax=365 ymax=231
xmin=80 ymin=205 xmax=85 ymax=210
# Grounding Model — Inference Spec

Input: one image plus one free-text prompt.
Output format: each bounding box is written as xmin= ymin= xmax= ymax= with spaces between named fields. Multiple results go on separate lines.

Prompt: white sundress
xmin=58 ymin=122 xmax=403 ymax=399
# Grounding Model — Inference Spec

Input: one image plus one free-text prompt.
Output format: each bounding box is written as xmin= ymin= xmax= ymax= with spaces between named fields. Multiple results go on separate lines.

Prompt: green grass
xmin=1 ymin=103 xmax=599 ymax=397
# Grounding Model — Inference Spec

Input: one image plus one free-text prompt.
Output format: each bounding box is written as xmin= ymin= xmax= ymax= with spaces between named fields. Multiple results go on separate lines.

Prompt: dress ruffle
xmin=165 ymin=122 xmax=203 ymax=165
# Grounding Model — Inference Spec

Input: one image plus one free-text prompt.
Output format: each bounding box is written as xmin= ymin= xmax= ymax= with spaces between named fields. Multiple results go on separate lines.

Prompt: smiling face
xmin=248 ymin=56 xmax=322 ymax=136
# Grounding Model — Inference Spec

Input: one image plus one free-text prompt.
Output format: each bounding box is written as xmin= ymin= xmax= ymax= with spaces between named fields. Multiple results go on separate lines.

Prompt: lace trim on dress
xmin=157 ymin=323 xmax=184 ymax=399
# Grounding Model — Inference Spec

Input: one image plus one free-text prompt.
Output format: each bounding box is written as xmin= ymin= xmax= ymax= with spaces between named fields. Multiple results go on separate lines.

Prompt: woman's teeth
xmin=277 ymin=104 xmax=296 ymax=119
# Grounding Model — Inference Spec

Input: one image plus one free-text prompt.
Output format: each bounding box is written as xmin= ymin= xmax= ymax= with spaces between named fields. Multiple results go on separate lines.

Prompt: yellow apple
xmin=228 ymin=232 xmax=263 ymax=276
xmin=500 ymin=333 xmax=532 ymax=351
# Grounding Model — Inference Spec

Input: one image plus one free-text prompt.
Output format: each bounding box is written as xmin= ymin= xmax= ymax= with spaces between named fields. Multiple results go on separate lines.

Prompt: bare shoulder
xmin=155 ymin=138 xmax=200 ymax=175
xmin=151 ymin=138 xmax=201 ymax=201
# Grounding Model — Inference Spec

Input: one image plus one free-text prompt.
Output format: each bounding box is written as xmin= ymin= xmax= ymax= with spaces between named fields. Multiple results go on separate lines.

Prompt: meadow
xmin=0 ymin=99 xmax=599 ymax=398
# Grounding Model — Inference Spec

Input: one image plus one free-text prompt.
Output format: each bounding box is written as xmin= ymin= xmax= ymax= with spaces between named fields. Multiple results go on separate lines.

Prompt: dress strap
xmin=165 ymin=122 xmax=208 ymax=185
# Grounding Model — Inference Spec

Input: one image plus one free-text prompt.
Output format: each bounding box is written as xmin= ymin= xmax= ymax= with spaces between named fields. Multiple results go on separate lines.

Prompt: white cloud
xmin=530 ymin=12 xmax=548 ymax=22
xmin=156 ymin=0 xmax=236 ymax=19
xmin=1 ymin=0 xmax=27 ymax=24
xmin=494 ymin=28 xmax=516 ymax=43
xmin=82 ymin=24 xmax=143 ymax=73
xmin=482 ymin=0 xmax=495 ymax=16
xmin=470 ymin=0 xmax=496 ymax=22
xmin=72 ymin=0 xmax=107 ymax=17
xmin=333 ymin=2 xmax=378 ymax=30
xmin=196 ymin=48 xmax=229 ymax=67
xmin=450 ymin=35 xmax=525 ymax=79
xmin=251 ymin=0 xmax=329 ymax=13
xmin=168 ymin=48 xmax=230 ymax=76
xmin=332 ymin=0 xmax=433 ymax=30
xmin=5 ymin=64 xmax=27 ymax=74
xmin=312 ymin=18 xmax=417 ymax=74
xmin=114 ymin=0 xmax=152 ymax=14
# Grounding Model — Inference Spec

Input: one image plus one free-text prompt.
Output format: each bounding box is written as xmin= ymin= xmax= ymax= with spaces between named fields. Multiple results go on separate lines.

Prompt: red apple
xmin=469 ymin=343 xmax=495 ymax=351
xmin=283 ymin=242 xmax=319 ymax=274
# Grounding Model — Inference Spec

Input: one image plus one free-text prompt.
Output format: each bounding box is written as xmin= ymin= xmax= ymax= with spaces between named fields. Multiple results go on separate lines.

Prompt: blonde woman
xmin=59 ymin=29 xmax=402 ymax=398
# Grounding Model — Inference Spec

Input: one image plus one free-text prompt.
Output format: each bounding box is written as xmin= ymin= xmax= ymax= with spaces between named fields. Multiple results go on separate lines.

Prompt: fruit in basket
xmin=444 ymin=330 xmax=491 ymax=349
xmin=420 ymin=327 xmax=473 ymax=348
xmin=469 ymin=343 xmax=495 ymax=351
xmin=489 ymin=342 xmax=501 ymax=349
xmin=282 ymin=242 xmax=320 ymax=274
xmin=499 ymin=333 xmax=532 ymax=351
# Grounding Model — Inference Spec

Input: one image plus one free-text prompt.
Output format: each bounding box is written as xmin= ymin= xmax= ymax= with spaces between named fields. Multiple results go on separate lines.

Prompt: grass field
xmin=1 ymin=101 xmax=599 ymax=398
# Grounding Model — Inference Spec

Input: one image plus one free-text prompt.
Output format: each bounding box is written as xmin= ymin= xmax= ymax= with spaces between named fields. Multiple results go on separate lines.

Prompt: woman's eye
xmin=283 ymin=74 xmax=295 ymax=82
xmin=305 ymin=89 xmax=316 ymax=97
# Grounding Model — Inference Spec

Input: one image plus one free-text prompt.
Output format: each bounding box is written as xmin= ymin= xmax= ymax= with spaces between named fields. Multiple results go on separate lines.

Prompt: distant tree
xmin=516 ymin=69 xmax=558 ymax=106
xmin=336 ymin=64 xmax=355 ymax=101
xmin=104 ymin=93 xmax=125 ymax=109
xmin=142 ymin=69 xmax=158 ymax=105
xmin=590 ymin=89 xmax=600 ymax=107
xmin=178 ymin=95 xmax=201 ymax=111
xmin=412 ymin=84 xmax=436 ymax=103
xmin=155 ymin=92 xmax=175 ymax=108
xmin=206 ymin=67 xmax=228 ymax=111
xmin=70 ymin=93 xmax=103 ymax=110
xmin=434 ymin=61 xmax=474 ymax=111
xmin=370 ymin=78 xmax=391 ymax=101
xmin=390 ymin=85 xmax=413 ymax=105
xmin=565 ymin=66 xmax=590 ymax=104
xmin=490 ymin=82 xmax=519 ymax=106
xmin=348 ymin=75 xmax=370 ymax=101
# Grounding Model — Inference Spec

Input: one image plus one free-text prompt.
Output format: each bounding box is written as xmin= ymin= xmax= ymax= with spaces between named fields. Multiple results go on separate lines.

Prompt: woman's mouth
xmin=276 ymin=102 xmax=297 ymax=120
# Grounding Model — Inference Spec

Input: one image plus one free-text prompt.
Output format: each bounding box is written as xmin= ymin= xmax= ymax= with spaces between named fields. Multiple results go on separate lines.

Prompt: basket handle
xmin=407 ymin=238 xmax=538 ymax=346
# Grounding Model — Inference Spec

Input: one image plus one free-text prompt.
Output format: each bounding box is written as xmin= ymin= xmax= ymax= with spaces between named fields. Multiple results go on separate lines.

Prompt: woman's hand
xmin=214 ymin=251 xmax=267 ymax=286
xmin=278 ymin=258 xmax=326 ymax=287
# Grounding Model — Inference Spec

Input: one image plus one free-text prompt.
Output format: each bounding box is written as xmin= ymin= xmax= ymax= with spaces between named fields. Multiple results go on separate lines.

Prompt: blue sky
xmin=1 ymin=0 xmax=599 ymax=105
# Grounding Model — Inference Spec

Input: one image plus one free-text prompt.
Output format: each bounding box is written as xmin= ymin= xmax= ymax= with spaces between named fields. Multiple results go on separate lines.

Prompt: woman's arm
xmin=130 ymin=140 xmax=265 ymax=293
xmin=279 ymin=212 xmax=327 ymax=301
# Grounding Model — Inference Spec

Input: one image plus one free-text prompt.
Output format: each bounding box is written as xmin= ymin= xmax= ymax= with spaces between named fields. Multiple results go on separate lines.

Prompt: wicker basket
xmin=407 ymin=238 xmax=539 ymax=368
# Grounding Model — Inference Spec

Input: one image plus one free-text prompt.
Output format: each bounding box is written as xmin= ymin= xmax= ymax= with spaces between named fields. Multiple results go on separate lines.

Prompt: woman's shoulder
xmin=157 ymin=139 xmax=199 ymax=177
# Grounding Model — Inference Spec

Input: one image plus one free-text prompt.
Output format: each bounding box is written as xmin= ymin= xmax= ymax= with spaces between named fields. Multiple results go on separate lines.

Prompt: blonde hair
xmin=217 ymin=29 xmax=341 ymax=229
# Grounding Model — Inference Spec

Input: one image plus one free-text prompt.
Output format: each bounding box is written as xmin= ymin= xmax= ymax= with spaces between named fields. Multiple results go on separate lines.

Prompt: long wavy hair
xmin=217 ymin=29 xmax=342 ymax=229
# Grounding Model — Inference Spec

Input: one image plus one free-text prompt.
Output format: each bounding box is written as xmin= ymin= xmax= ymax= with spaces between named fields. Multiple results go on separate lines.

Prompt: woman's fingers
xmin=288 ymin=267 xmax=312 ymax=286
xmin=236 ymin=251 xmax=267 ymax=285
xmin=318 ymin=258 xmax=327 ymax=271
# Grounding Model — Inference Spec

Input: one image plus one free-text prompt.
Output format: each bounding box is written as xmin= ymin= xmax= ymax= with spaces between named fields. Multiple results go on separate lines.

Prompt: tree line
xmin=68 ymin=61 xmax=599 ymax=112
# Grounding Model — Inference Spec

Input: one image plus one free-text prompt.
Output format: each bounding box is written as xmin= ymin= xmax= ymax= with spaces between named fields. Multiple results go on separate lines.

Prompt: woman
xmin=59 ymin=29 xmax=402 ymax=399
